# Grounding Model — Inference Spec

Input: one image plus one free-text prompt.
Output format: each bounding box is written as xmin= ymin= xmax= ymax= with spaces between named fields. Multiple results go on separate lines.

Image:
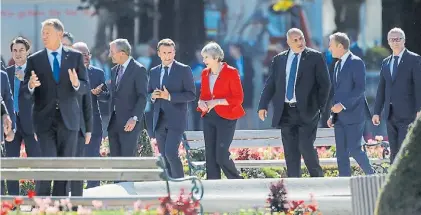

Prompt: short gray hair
xmin=201 ymin=42 xmax=224 ymax=62
xmin=388 ymin=27 xmax=406 ymax=40
xmin=110 ymin=38 xmax=132 ymax=56
xmin=286 ymin=28 xmax=304 ymax=40
xmin=329 ymin=32 xmax=350 ymax=50
xmin=41 ymin=18 xmax=64 ymax=32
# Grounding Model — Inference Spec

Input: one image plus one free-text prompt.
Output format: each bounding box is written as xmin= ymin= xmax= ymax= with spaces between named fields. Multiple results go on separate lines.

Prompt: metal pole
xmin=153 ymin=0 xmax=160 ymax=40
xmin=134 ymin=0 xmax=140 ymax=48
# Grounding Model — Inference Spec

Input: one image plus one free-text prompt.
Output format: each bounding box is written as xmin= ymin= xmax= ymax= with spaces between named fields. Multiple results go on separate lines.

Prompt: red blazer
xmin=197 ymin=63 xmax=245 ymax=120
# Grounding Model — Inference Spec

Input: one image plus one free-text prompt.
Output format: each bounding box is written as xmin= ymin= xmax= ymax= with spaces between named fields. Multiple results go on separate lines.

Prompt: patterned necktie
xmin=14 ymin=66 xmax=22 ymax=113
xmin=286 ymin=53 xmax=299 ymax=101
xmin=392 ymin=56 xmax=399 ymax=80
xmin=161 ymin=66 xmax=169 ymax=89
xmin=116 ymin=65 xmax=124 ymax=86
xmin=335 ymin=59 xmax=342 ymax=83
xmin=51 ymin=52 xmax=60 ymax=83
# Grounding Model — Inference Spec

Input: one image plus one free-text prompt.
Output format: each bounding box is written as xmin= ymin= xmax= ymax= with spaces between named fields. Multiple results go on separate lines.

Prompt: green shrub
xmin=375 ymin=117 xmax=421 ymax=214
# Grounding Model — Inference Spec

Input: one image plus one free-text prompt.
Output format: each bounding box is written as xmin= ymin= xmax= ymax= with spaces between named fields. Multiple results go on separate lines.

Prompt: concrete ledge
xmin=81 ymin=178 xmax=352 ymax=214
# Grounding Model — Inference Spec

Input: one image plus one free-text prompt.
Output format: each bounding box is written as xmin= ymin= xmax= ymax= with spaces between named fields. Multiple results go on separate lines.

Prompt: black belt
xmin=285 ymin=102 xmax=297 ymax=108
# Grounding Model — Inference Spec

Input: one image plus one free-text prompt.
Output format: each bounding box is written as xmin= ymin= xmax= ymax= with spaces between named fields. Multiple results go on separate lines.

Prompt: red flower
xmin=27 ymin=190 xmax=36 ymax=199
xmin=1 ymin=202 xmax=13 ymax=210
xmin=308 ymin=204 xmax=317 ymax=211
xmin=290 ymin=200 xmax=304 ymax=210
xmin=13 ymin=197 xmax=23 ymax=205
xmin=0 ymin=207 xmax=10 ymax=215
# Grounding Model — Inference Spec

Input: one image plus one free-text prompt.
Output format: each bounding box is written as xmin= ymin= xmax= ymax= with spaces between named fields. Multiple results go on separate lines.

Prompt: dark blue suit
xmin=1 ymin=71 xmax=15 ymax=131
xmin=107 ymin=58 xmax=148 ymax=157
xmin=331 ymin=53 xmax=373 ymax=176
xmin=374 ymin=49 xmax=421 ymax=163
xmin=5 ymin=65 xmax=41 ymax=195
xmin=85 ymin=65 xmax=108 ymax=188
xmin=1 ymin=70 xmax=16 ymax=195
xmin=148 ymin=61 xmax=196 ymax=178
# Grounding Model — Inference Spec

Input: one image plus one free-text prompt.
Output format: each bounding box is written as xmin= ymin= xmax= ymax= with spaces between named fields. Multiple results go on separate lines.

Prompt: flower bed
xmin=1 ymin=180 xmax=321 ymax=215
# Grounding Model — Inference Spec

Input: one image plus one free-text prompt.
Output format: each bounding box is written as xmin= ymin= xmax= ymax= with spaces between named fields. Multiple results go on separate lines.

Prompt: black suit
xmin=60 ymin=75 xmax=93 ymax=197
xmin=107 ymin=58 xmax=148 ymax=157
xmin=258 ymin=48 xmax=331 ymax=177
xmin=22 ymin=46 xmax=89 ymax=196
xmin=374 ymin=49 xmax=421 ymax=163
xmin=5 ymin=65 xmax=41 ymax=195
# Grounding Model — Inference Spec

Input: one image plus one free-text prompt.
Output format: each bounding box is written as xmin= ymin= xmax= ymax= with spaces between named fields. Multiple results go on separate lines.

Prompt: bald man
xmin=258 ymin=28 xmax=331 ymax=178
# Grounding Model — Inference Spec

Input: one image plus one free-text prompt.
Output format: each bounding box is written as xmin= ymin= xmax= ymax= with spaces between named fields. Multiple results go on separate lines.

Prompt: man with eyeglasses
xmin=373 ymin=27 xmax=421 ymax=164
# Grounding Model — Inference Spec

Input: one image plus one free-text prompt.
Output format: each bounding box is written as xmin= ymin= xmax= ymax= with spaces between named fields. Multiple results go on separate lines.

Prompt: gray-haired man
xmin=107 ymin=39 xmax=148 ymax=157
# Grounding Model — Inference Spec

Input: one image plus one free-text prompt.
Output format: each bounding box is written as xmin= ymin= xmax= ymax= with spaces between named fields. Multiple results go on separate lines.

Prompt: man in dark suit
xmin=22 ymin=18 xmax=89 ymax=196
xmin=1 ymin=70 xmax=16 ymax=195
xmin=73 ymin=42 xmax=108 ymax=188
xmin=1 ymin=95 xmax=14 ymax=196
xmin=5 ymin=37 xmax=41 ymax=195
xmin=373 ymin=27 xmax=421 ymax=164
xmin=258 ymin=28 xmax=331 ymax=178
xmin=1 ymin=71 xmax=15 ymax=133
xmin=149 ymin=39 xmax=196 ymax=178
xmin=326 ymin=32 xmax=373 ymax=176
xmin=107 ymin=39 xmax=148 ymax=158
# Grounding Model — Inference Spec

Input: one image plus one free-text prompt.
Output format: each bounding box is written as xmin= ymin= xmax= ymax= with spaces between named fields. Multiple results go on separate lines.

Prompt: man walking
xmin=5 ymin=37 xmax=41 ymax=195
xmin=22 ymin=18 xmax=89 ymax=196
xmin=258 ymin=28 xmax=331 ymax=177
xmin=148 ymin=39 xmax=196 ymax=178
xmin=373 ymin=27 xmax=421 ymax=164
xmin=107 ymin=39 xmax=148 ymax=157
xmin=327 ymin=32 xmax=374 ymax=176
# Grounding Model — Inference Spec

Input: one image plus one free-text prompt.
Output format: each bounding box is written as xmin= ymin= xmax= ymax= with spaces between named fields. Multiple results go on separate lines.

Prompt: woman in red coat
xmin=197 ymin=42 xmax=245 ymax=179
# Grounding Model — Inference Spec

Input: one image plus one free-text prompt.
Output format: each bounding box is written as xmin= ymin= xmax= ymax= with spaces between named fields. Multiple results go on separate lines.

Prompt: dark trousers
xmin=203 ymin=110 xmax=242 ymax=179
xmin=387 ymin=105 xmax=412 ymax=164
xmin=108 ymin=113 xmax=140 ymax=157
xmin=84 ymin=133 xmax=102 ymax=188
xmin=36 ymin=110 xmax=78 ymax=196
xmin=279 ymin=104 xmax=324 ymax=178
xmin=5 ymin=114 xmax=41 ymax=195
xmin=334 ymin=121 xmax=374 ymax=176
xmin=61 ymin=131 xmax=86 ymax=197
xmin=155 ymin=112 xmax=184 ymax=178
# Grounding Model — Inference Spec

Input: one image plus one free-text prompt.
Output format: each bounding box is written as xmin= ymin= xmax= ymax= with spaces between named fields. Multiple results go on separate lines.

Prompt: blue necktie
xmin=286 ymin=53 xmax=299 ymax=100
xmin=14 ymin=66 xmax=22 ymax=113
xmin=392 ymin=56 xmax=399 ymax=80
xmin=51 ymin=52 xmax=60 ymax=83
xmin=161 ymin=66 xmax=169 ymax=89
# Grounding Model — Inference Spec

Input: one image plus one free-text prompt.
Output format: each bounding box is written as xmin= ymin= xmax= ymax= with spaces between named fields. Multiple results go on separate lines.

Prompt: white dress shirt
xmin=335 ymin=51 xmax=351 ymax=81
xmin=285 ymin=51 xmax=301 ymax=103
xmin=117 ymin=56 xmax=132 ymax=80
xmin=160 ymin=61 xmax=174 ymax=87
xmin=389 ymin=48 xmax=405 ymax=76
xmin=29 ymin=44 xmax=79 ymax=92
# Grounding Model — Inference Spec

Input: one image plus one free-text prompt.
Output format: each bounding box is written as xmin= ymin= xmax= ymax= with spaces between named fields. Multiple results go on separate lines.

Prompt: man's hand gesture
xmin=91 ymin=83 xmax=104 ymax=95
xmin=68 ymin=68 xmax=80 ymax=88
xmin=29 ymin=71 xmax=41 ymax=89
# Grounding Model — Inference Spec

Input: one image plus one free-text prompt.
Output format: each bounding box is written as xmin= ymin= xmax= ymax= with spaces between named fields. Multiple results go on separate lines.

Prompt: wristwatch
xmin=132 ymin=116 xmax=138 ymax=121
